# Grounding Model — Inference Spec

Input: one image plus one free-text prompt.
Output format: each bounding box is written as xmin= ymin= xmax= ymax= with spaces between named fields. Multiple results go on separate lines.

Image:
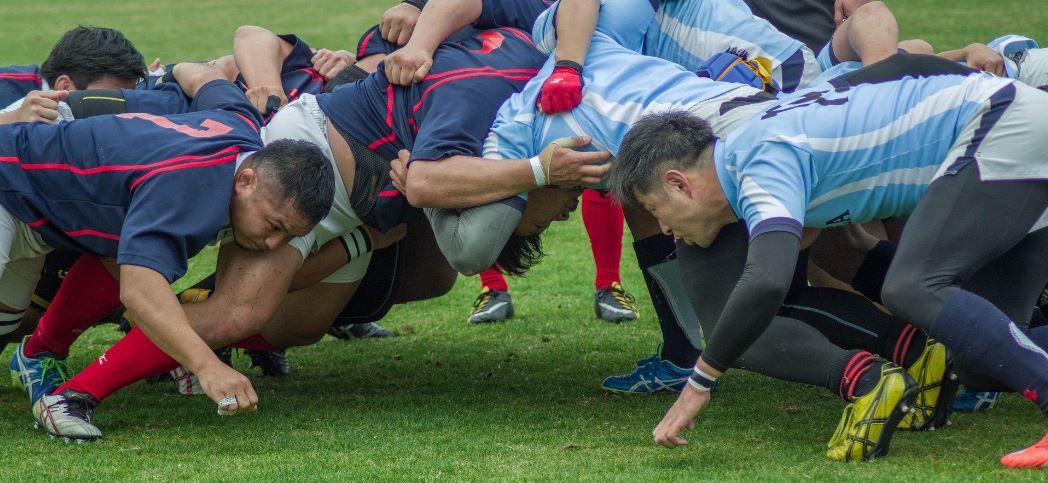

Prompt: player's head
xmin=610 ymin=110 xmax=729 ymax=248
xmin=229 ymin=139 xmax=335 ymax=251
xmin=496 ymin=186 xmax=582 ymax=275
xmin=40 ymin=26 xmax=146 ymax=91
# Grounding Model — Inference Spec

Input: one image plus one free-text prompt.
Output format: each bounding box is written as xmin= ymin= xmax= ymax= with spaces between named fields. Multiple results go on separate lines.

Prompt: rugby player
xmin=610 ymin=53 xmax=1048 ymax=467
xmin=4 ymin=62 xmax=334 ymax=441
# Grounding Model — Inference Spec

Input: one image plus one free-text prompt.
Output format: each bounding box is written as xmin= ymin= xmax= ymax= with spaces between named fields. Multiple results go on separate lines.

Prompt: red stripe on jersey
xmin=423 ymin=66 xmax=539 ymax=81
xmin=0 ymin=146 xmax=242 ymax=176
xmin=64 ymin=228 xmax=120 ymax=241
xmin=26 ymin=217 xmax=48 ymax=228
xmin=233 ymin=112 xmax=260 ymax=133
xmin=368 ymin=133 xmax=398 ymax=151
xmin=0 ymin=73 xmax=42 ymax=82
xmin=130 ymin=152 xmax=240 ymax=189
xmin=412 ymin=71 xmax=536 ymax=113
xmin=377 ymin=189 xmax=400 ymax=198
xmin=358 ymin=30 xmax=376 ymax=59
xmin=369 ymin=84 xmax=399 ymax=150
xmin=499 ymin=27 xmax=535 ymax=46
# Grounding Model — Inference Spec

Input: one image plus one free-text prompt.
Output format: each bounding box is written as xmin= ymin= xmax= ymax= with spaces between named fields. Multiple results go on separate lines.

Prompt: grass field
xmin=1 ymin=0 xmax=1048 ymax=480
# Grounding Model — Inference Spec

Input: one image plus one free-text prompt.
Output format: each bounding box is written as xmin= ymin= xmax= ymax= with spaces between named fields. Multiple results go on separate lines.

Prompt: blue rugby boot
xmin=10 ymin=336 xmax=71 ymax=404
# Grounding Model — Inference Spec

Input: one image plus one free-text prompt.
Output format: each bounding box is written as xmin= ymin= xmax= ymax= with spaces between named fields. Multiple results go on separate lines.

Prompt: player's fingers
xmin=149 ymin=58 xmax=162 ymax=71
xmin=36 ymin=107 xmax=59 ymax=123
xmin=414 ymin=60 xmax=432 ymax=83
xmin=380 ymin=21 xmax=392 ymax=41
xmin=397 ymin=27 xmax=412 ymax=46
xmin=834 ymin=1 xmax=845 ymax=25
xmin=669 ymin=434 xmax=689 ymax=446
xmin=35 ymin=97 xmax=59 ymax=111
xmin=387 ymin=25 xmax=403 ymax=45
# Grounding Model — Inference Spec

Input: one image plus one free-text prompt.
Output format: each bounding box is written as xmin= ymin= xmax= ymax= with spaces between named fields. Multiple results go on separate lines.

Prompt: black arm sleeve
xmin=701 ymin=230 xmax=801 ymax=373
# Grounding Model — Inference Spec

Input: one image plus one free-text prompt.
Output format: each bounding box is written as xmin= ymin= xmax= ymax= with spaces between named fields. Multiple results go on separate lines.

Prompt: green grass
xmin=1 ymin=0 xmax=1048 ymax=480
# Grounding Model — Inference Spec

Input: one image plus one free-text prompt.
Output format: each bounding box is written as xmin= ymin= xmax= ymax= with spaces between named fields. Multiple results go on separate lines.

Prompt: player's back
xmin=720 ymin=61 xmax=1014 ymax=227
xmin=0 ymin=65 xmax=44 ymax=107
xmin=0 ymin=82 xmax=263 ymax=257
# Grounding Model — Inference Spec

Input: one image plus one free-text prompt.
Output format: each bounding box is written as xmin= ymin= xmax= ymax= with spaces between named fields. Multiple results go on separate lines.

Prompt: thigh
xmin=261 ymin=281 xmax=361 ymax=348
xmin=392 ymin=216 xmax=456 ymax=303
xmin=963 ymin=227 xmax=1048 ymax=325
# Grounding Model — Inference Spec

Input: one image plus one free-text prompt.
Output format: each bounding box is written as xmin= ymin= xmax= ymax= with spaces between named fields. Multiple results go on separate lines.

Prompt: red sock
xmin=56 ymin=328 xmax=178 ymax=402
xmin=582 ymin=189 xmax=624 ymax=290
xmin=24 ymin=255 xmax=121 ymax=357
xmin=230 ymin=334 xmax=276 ymax=351
xmin=479 ymin=266 xmax=508 ymax=292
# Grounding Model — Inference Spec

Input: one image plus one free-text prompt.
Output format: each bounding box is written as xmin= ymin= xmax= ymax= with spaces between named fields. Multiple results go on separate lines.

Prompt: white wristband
xmin=529 ymin=155 xmax=547 ymax=187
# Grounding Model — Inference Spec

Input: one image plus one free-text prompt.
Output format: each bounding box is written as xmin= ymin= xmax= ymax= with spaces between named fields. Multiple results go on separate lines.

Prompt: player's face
xmin=636 ymin=184 xmax=723 ymax=248
xmin=229 ymin=170 xmax=312 ymax=251
xmin=514 ymin=187 xmax=583 ymax=236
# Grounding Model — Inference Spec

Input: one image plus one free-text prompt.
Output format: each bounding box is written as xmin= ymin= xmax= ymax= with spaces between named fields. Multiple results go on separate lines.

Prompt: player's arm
xmin=937 ymin=43 xmax=1005 ymax=76
xmin=120 ymin=264 xmax=257 ymax=412
xmin=0 ymin=90 xmax=68 ymax=125
xmin=537 ymin=0 xmax=597 ymax=114
xmin=384 ymin=0 xmax=483 ymax=85
xmin=233 ymin=25 xmax=295 ymax=112
xmin=380 ymin=0 xmax=427 ymax=46
xmin=399 ymin=138 xmax=610 ymax=209
xmin=653 ymin=231 xmax=800 ymax=448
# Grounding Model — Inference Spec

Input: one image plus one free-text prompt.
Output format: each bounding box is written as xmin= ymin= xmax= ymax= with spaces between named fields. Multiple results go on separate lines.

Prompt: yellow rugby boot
xmin=826 ymin=363 xmax=917 ymax=462
xmin=897 ymin=339 xmax=958 ymax=430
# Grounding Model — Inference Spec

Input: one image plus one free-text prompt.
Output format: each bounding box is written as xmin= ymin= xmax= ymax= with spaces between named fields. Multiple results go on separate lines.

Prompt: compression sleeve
xmin=424 ymin=203 xmax=522 ymax=275
xmin=700 ymin=230 xmax=800 ymax=372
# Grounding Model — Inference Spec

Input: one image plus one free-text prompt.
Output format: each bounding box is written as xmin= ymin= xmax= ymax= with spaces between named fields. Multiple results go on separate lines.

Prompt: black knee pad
xmin=65 ymin=89 xmax=129 ymax=119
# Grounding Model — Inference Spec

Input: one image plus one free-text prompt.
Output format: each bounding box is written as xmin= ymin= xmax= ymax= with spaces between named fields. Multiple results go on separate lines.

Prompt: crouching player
xmin=7 ymin=63 xmax=335 ymax=441
xmin=614 ymin=54 xmax=1048 ymax=467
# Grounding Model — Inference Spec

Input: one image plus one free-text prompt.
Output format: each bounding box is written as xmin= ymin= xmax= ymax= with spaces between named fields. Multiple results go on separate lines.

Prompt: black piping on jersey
xmin=829 ymin=52 xmax=975 ymax=90
xmin=719 ymin=91 xmax=776 ymax=115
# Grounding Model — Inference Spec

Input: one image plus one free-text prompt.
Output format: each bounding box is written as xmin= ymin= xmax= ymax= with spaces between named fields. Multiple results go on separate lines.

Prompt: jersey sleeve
xmin=533 ymin=0 xmax=656 ymax=56
xmin=408 ymin=80 xmax=529 ymax=163
xmin=122 ymin=82 xmax=192 ymax=115
xmin=118 ymin=167 xmax=233 ymax=282
xmin=277 ymin=34 xmax=316 ymax=70
xmin=356 ymin=25 xmax=399 ymax=59
xmin=733 ymin=141 xmax=811 ymax=240
xmin=189 ymin=79 xmax=263 ymax=127
xmin=476 ymin=0 xmax=552 ymax=31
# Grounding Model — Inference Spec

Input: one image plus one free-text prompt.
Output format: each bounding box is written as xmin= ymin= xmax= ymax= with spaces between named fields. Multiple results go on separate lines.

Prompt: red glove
xmin=538 ymin=61 xmax=583 ymax=114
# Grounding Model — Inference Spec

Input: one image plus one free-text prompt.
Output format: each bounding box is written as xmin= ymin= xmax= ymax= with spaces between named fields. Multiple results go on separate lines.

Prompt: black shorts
xmin=330 ymin=241 xmax=404 ymax=326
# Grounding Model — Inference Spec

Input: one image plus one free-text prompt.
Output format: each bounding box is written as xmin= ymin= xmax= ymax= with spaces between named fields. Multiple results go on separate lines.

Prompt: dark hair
xmin=40 ymin=26 xmax=146 ymax=89
xmin=495 ymin=233 xmax=545 ymax=276
xmin=249 ymin=139 xmax=335 ymax=226
xmin=607 ymin=110 xmax=715 ymax=207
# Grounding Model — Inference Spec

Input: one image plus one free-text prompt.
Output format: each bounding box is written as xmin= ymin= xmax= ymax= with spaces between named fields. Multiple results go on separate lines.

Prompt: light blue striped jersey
xmin=484 ymin=34 xmax=750 ymax=194
xmin=532 ymin=0 xmax=812 ymax=88
xmin=715 ymin=71 xmax=1014 ymax=239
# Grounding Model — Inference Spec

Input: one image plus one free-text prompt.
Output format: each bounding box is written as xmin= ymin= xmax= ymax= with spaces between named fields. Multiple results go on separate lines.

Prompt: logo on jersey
xmin=762 ymin=90 xmax=849 ymax=119
xmin=471 ymin=31 xmax=506 ymax=55
xmin=825 ymin=210 xmax=852 ymax=226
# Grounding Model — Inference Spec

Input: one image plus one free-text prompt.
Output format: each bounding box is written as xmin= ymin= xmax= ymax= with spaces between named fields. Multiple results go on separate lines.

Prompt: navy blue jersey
xmin=235 ymin=34 xmax=326 ymax=103
xmin=318 ymin=25 xmax=546 ymax=229
xmin=0 ymin=80 xmax=263 ymax=282
xmin=0 ymin=65 xmax=44 ymax=107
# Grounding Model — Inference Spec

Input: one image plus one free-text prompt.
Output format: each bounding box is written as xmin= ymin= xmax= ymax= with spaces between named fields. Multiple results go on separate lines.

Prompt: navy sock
xmin=830 ymin=350 xmax=881 ymax=401
xmin=634 ymin=235 xmax=699 ymax=367
xmin=930 ymin=290 xmax=1048 ymax=414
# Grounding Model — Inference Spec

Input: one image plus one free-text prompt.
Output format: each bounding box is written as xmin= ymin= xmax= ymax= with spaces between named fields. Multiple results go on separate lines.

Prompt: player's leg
xmin=676 ymin=222 xmax=918 ymax=461
xmin=828 ymin=1 xmax=899 ymax=66
xmin=468 ymin=267 xmax=514 ymax=323
xmin=582 ymin=189 xmax=638 ymax=322
xmin=879 ymin=161 xmax=1048 ymax=467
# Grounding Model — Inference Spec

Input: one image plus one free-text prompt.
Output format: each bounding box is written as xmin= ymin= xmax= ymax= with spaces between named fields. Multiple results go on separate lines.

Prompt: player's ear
xmin=663 ymin=169 xmax=690 ymax=196
xmin=234 ymin=167 xmax=259 ymax=195
xmin=52 ymin=75 xmax=75 ymax=91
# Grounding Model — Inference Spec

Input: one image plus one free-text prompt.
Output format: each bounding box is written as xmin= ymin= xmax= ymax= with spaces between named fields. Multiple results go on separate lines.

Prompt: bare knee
xmin=899 ymin=38 xmax=934 ymax=55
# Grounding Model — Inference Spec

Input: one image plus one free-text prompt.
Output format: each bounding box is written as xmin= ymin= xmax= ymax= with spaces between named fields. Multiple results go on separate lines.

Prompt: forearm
xmin=0 ymin=110 xmax=17 ymax=125
xmin=233 ymin=25 xmax=291 ymax=89
xmin=554 ymin=0 xmax=598 ymax=65
xmin=425 ymin=203 xmax=521 ymax=274
xmin=936 ymin=48 xmax=967 ymax=63
xmin=120 ymin=265 xmax=223 ymax=374
xmin=406 ymin=0 xmax=483 ymax=53
xmin=699 ymin=231 xmax=801 ymax=373
xmin=406 ymin=156 xmax=536 ymax=208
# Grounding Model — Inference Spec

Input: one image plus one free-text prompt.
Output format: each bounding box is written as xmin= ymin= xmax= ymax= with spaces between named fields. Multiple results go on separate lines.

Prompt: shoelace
xmin=472 ymin=290 xmax=495 ymax=312
xmin=56 ymin=393 xmax=96 ymax=423
xmin=608 ymin=284 xmax=637 ymax=311
xmin=40 ymin=357 xmax=71 ymax=387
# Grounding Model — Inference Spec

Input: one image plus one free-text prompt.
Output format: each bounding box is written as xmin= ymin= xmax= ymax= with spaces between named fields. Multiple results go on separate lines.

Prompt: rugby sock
xmin=634 ymin=234 xmax=698 ymax=367
xmin=929 ymin=290 xmax=1048 ymax=414
xmin=479 ymin=267 xmax=508 ymax=292
xmin=581 ymin=189 xmax=624 ymax=290
xmin=850 ymin=240 xmax=895 ymax=304
xmin=56 ymin=328 xmax=178 ymax=402
xmin=230 ymin=334 xmax=276 ymax=351
xmin=830 ymin=350 xmax=881 ymax=401
xmin=25 ymin=255 xmax=121 ymax=358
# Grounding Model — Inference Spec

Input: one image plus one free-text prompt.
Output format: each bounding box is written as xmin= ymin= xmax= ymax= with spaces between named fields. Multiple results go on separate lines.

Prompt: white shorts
xmin=0 ymin=206 xmax=51 ymax=334
xmin=259 ymin=94 xmax=371 ymax=284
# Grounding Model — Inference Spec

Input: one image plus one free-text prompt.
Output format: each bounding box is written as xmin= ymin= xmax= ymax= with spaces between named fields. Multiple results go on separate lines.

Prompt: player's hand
xmin=833 ymin=0 xmax=869 ymax=25
xmin=537 ymin=64 xmax=583 ymax=114
xmin=390 ymin=149 xmax=410 ymax=194
xmin=380 ymin=2 xmax=422 ymax=46
xmin=652 ymin=384 xmax=710 ymax=448
xmin=365 ymin=223 xmax=407 ymax=251
xmin=385 ymin=45 xmax=434 ymax=85
xmin=964 ymin=43 xmax=1005 ymax=76
xmin=312 ymin=49 xmax=355 ymax=80
xmin=14 ymin=90 xmax=68 ymax=124
xmin=196 ymin=361 xmax=258 ymax=416
xmin=148 ymin=58 xmax=162 ymax=73
xmin=541 ymin=136 xmax=611 ymax=186
xmin=244 ymin=85 xmax=287 ymax=115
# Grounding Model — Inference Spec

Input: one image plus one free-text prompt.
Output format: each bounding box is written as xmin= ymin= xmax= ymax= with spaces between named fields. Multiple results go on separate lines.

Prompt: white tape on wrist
xmin=529 ymin=155 xmax=547 ymax=187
